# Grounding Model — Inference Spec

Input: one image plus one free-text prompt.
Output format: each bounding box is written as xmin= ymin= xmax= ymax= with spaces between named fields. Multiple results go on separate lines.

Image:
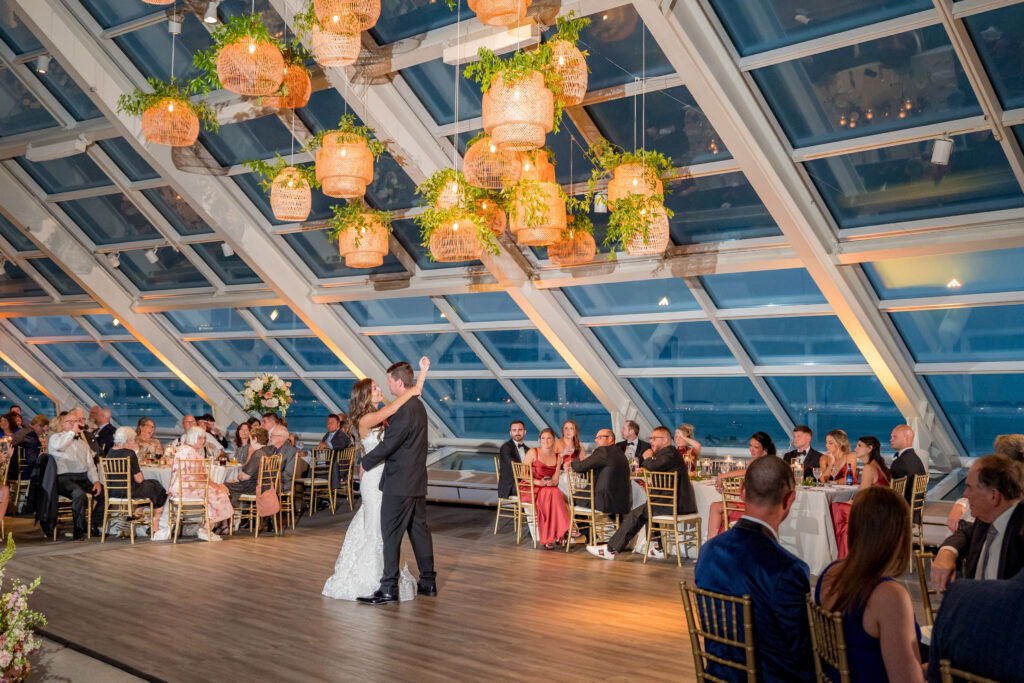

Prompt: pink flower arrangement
xmin=240 ymin=373 xmax=294 ymax=417
xmin=0 ymin=536 xmax=44 ymax=681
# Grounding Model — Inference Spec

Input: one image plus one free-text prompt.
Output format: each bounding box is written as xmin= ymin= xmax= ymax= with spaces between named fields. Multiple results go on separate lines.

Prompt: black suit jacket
xmin=362 ymin=396 xmax=429 ymax=498
xmin=890 ymin=448 xmax=926 ymax=503
xmin=642 ymin=445 xmax=696 ymax=515
xmin=570 ymin=444 xmax=631 ymax=515
xmin=95 ymin=424 xmax=115 ymax=455
xmin=321 ymin=430 xmax=352 ymax=451
xmin=10 ymin=428 xmax=41 ymax=474
xmin=941 ymin=502 xmax=1024 ymax=580
xmin=783 ymin=447 xmax=822 ymax=474
xmin=497 ymin=439 xmax=526 ymax=499
xmin=615 ymin=439 xmax=651 ymax=469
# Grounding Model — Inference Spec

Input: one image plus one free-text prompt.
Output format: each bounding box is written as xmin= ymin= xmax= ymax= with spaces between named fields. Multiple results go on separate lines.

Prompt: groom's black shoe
xmin=357 ymin=590 xmax=398 ymax=605
xmin=416 ymin=583 xmax=437 ymax=597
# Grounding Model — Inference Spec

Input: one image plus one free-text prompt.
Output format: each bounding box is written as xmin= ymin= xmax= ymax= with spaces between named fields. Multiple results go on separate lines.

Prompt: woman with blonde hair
xmin=135 ymin=417 xmax=162 ymax=463
xmin=820 ymin=429 xmax=856 ymax=483
xmin=674 ymin=423 xmax=702 ymax=472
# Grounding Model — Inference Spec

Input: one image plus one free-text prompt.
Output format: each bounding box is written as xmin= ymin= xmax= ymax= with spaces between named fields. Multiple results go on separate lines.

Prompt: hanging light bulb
xmin=167 ymin=102 xmax=175 ymax=112
xmin=203 ymin=1 xmax=220 ymax=24
xmin=248 ymin=41 xmax=257 ymax=54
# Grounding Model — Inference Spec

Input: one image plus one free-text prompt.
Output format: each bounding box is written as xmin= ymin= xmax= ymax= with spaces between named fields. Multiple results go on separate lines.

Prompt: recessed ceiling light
xmin=203 ymin=1 xmax=221 ymax=24
xmin=946 ymin=278 xmax=962 ymax=288
xmin=112 ymin=318 xmax=120 ymax=327
xmin=35 ymin=55 xmax=50 ymax=74
xmin=657 ymin=297 xmax=669 ymax=307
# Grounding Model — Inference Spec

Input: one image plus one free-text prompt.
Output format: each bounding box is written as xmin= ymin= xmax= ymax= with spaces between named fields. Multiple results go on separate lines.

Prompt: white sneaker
xmin=587 ymin=544 xmax=615 ymax=560
xmin=648 ymin=546 xmax=665 ymax=560
xmin=150 ymin=527 xmax=170 ymax=541
xmin=208 ymin=532 xmax=222 ymax=542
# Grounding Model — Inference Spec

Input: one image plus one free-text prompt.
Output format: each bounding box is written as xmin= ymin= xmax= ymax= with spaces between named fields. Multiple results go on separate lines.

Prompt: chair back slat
xmin=0 ymin=455 xmax=10 ymax=488
xmin=511 ymin=461 xmax=534 ymax=506
xmin=806 ymin=594 xmax=851 ymax=683
xmin=721 ymin=478 xmax=744 ymax=530
xmin=939 ymin=660 xmax=999 ymax=683
xmin=644 ymin=470 xmax=678 ymax=514
xmin=915 ymin=551 xmax=938 ymax=626
xmin=99 ymin=456 xmax=133 ymax=500
xmin=259 ymin=454 xmax=282 ymax=492
xmin=311 ymin=449 xmax=332 ymax=477
xmin=177 ymin=457 xmax=210 ymax=503
xmin=566 ymin=468 xmax=594 ymax=508
xmin=910 ymin=474 xmax=928 ymax=514
xmin=335 ymin=447 xmax=355 ymax=486
xmin=680 ymin=581 xmax=756 ymax=682
xmin=889 ymin=476 xmax=908 ymax=497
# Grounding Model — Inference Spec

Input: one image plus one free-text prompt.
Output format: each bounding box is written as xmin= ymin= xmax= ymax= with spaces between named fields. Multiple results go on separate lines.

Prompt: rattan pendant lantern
xmin=468 ymin=0 xmax=532 ymax=26
xmin=314 ymin=0 xmax=380 ymax=33
xmin=548 ymin=226 xmax=596 ymax=267
xmin=141 ymin=98 xmax=199 ymax=147
xmin=217 ymin=37 xmax=285 ymax=96
xmin=265 ymin=63 xmax=311 ymax=109
xmin=430 ymin=214 xmax=484 ymax=262
xmin=269 ymin=167 xmax=311 ymax=222
xmin=316 ymin=134 xmax=374 ymax=198
xmin=464 ymin=135 xmax=521 ymax=190
xmin=519 ymin=150 xmax=556 ymax=183
xmin=624 ymin=204 xmax=670 ymax=256
xmin=510 ymin=181 xmax=565 ymax=246
xmin=338 ymin=214 xmax=389 ymax=267
xmin=475 ymin=197 xmax=507 ymax=235
xmin=312 ymin=26 xmax=361 ymax=67
xmin=607 ymin=163 xmax=663 ymax=203
xmin=550 ymin=40 xmax=588 ymax=106
xmin=482 ymin=72 xmax=553 ymax=151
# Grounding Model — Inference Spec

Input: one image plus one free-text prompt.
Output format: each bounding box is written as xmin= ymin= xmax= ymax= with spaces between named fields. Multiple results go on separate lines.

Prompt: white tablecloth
xmin=141 ymin=463 xmax=243 ymax=488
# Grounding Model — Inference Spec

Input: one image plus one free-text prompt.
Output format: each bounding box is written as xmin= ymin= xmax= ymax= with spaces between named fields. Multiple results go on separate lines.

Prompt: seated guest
xmin=889 ymin=424 xmax=925 ymax=505
xmin=820 ymin=429 xmax=856 ymax=483
xmin=854 ymin=436 xmax=890 ymax=489
xmin=200 ymin=414 xmax=229 ymax=449
xmin=261 ymin=412 xmax=280 ymax=433
xmin=233 ymin=422 xmax=253 ymax=463
xmin=555 ymin=419 xmax=585 ymax=468
xmin=695 ymin=456 xmax=814 ymax=682
xmin=167 ymin=415 xmax=199 ymax=449
xmin=6 ymin=405 xmax=19 ymax=418
xmin=48 ymin=408 xmax=104 ymax=539
xmin=168 ymin=427 xmax=233 ymax=542
xmin=317 ymin=414 xmax=352 ymax=451
xmin=816 ymin=487 xmax=923 ymax=682
xmin=497 ymin=420 xmax=528 ymax=500
xmin=931 ymin=455 xmax=1024 ymax=591
xmin=926 ymin=568 xmax=1024 ymax=683
xmin=783 ymin=424 xmax=822 ymax=479
xmin=106 ymin=427 xmax=168 ymax=541
xmin=674 ymin=423 xmax=702 ymax=472
xmin=615 ymin=420 xmax=650 ymax=471
xmin=945 ymin=434 xmax=1024 ymax=532
xmin=225 ymin=427 xmax=273 ymax=508
xmin=135 ymin=417 xmax=162 ymax=463
xmin=586 ymin=425 xmax=693 ymax=560
xmin=519 ymin=428 xmax=570 ymax=550
xmin=0 ymin=413 xmax=10 ymax=438
xmin=94 ymin=409 xmax=115 ymax=455
xmin=268 ymin=425 xmax=307 ymax=504
xmin=706 ymin=432 xmax=776 ymax=540
xmin=11 ymin=414 xmax=48 ymax=477
xmin=3 ymin=412 xmax=22 ymax=433
xmin=570 ymin=428 xmax=631 ymax=523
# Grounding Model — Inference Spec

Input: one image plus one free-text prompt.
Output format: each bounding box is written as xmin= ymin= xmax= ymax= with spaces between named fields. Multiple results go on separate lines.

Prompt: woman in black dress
xmin=224 ymin=427 xmax=272 ymax=507
xmin=108 ymin=427 xmax=169 ymax=540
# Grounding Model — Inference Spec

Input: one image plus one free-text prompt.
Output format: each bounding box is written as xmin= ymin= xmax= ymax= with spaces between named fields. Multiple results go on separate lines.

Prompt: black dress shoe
xmin=72 ymin=529 xmax=87 ymax=541
xmin=417 ymin=584 xmax=437 ymax=597
xmin=356 ymin=590 xmax=398 ymax=605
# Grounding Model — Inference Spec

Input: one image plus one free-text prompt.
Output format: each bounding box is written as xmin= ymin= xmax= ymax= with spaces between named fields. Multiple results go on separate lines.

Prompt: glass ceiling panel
xmin=702 ymin=269 xmax=826 ymax=308
xmin=276 ymin=336 xmax=339 ymax=372
xmin=17 ymin=154 xmax=110 ymax=194
xmin=0 ymin=261 xmax=45 ymax=297
xmin=35 ymin=58 xmax=103 ymax=121
xmin=37 ymin=342 xmax=120 ymax=372
xmin=766 ymin=375 xmax=903 ymax=445
xmin=805 ymin=131 xmax=1024 ymax=229
xmin=78 ymin=0 xmax=156 ymax=29
xmin=343 ymin=297 xmax=445 ymax=327
xmin=631 ymin=376 xmax=784 ymax=447
xmin=925 ymin=374 xmax=1022 ymax=457
xmin=0 ymin=376 xmax=54 ymax=417
xmin=111 ymin=341 xmax=166 ymax=372
xmin=964 ymin=4 xmax=1024 ymax=111
xmin=192 ymin=338 xmax=289 ymax=373
xmin=864 ymin=247 xmax=1024 ymax=299
xmin=892 ymin=305 xmax=1024 ymax=363
xmin=59 ymin=194 xmax=161 ymax=245
xmin=26 ymin=257 xmax=84 ymax=296
xmin=422 ymin=377 xmax=518 ymax=440
xmin=514 ymin=378 xmax=608 ymax=438
xmin=476 ymin=329 xmax=568 ymax=370
xmin=593 ymin=322 xmax=735 ymax=368
xmin=665 ymin=173 xmax=779 ymax=244
xmin=142 ymin=187 xmax=214 ymax=236
xmin=754 ymin=26 xmax=980 ymax=148
xmin=445 ymin=292 xmax=527 ymax=322
xmin=730 ymin=315 xmax=865 ymax=365
xmin=113 ymin=13 xmax=212 ymax=83
xmin=148 ymin=378 xmax=210 ymax=421
xmin=192 ymin=241 xmax=264 ymax=286
xmin=369 ymin=0 xmax=467 ymax=44
xmin=0 ymin=213 xmax=34 ymax=251
xmin=96 ymin=138 xmax=159 ymax=182
xmin=391 ymin=218 xmax=482 ymax=271
xmin=233 ymin=168 xmax=333 ymax=226
xmin=83 ymin=314 xmax=123 ymax=335
xmin=0 ymin=69 xmax=57 ymax=136
xmin=282 ymin=229 xmax=407 ymax=279
xmin=77 ymin=377 xmax=176 ymax=428
xmin=565 ymin=280 xmax=699 ymax=316
xmin=216 ymin=0 xmax=286 ymax=34
xmin=709 ymin=0 xmax=932 ymax=57
xmin=250 ymin=306 xmax=308 ymax=331
xmin=199 ymin=116 xmax=296 ymax=167
xmin=400 ymin=58 xmax=481 ymax=126
xmin=164 ymin=308 xmax=251 ymax=334
xmin=316 ymin=379 xmax=356 ymax=413
xmin=10 ymin=316 xmax=85 ymax=337
xmin=0 ymin=0 xmax=42 ymax=53
xmin=372 ymin=333 xmax=485 ymax=370
xmin=119 ymin=247 xmax=211 ymax=292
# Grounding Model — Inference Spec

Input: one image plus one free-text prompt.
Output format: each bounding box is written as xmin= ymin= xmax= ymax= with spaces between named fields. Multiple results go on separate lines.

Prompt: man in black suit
xmin=587 ymin=425 xmax=694 ymax=560
xmin=931 ymin=455 xmax=1024 ymax=590
xmin=358 ymin=362 xmax=436 ymax=604
xmin=497 ymin=420 xmax=527 ymax=499
xmin=317 ymin=414 xmax=352 ymax=451
xmin=94 ymin=409 xmax=115 ymax=456
xmin=615 ymin=420 xmax=650 ymax=470
xmin=782 ymin=425 xmax=822 ymax=478
xmin=889 ymin=424 xmax=926 ymax=504
xmin=570 ymin=428 xmax=631 ymax=517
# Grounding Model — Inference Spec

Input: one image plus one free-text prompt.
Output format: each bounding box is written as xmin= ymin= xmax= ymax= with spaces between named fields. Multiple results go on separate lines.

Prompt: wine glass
xmin=812 ymin=467 xmax=821 ymax=482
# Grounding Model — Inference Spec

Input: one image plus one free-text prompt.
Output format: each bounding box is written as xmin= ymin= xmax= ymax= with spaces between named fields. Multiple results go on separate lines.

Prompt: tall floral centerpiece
xmin=0 ymin=535 xmax=45 ymax=681
xmin=241 ymin=373 xmax=293 ymax=417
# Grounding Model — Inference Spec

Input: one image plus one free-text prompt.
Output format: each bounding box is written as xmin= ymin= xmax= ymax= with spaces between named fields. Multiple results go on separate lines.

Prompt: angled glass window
xmin=293 ymin=87 xmax=353 ymax=132
xmin=514 ymin=378 xmax=608 ymax=438
xmin=631 ymin=376 xmax=785 ymax=447
xmin=164 ymin=308 xmax=251 ymax=335
xmin=0 ymin=69 xmax=56 ymax=136
xmin=892 ymin=305 xmax=1024 ymax=363
xmin=588 ymin=85 xmax=728 ymax=167
xmin=234 ymin=167 xmax=333 ymax=226
xmin=199 ymin=116 xmax=296 ymax=167
xmin=343 ymin=297 xmax=445 ymax=327
xmin=476 ymin=329 xmax=568 ymax=370
xmin=34 ymin=58 xmax=103 ymax=121
xmin=926 ymin=374 xmax=1023 ymax=457
xmin=192 ymin=338 xmax=289 ymax=373
xmin=142 ymin=187 xmax=214 ymax=236
xmin=25 ymin=258 xmax=84 ymax=296
xmin=83 ymin=314 xmax=124 ymax=336
xmin=370 ymin=0 xmax=465 ymax=43
xmin=276 ymin=337 xmax=340 ymax=372
xmin=863 ymin=247 xmax=1024 ymax=299
xmin=97 ymin=138 xmax=159 ymax=182
xmin=0 ymin=377 xmax=54 ymax=417
xmin=316 ymin=379 xmax=356 ymax=412
xmin=445 ymin=292 xmax=527 ymax=322
xmin=78 ymin=0 xmax=156 ymax=29
xmin=422 ymin=378 xmax=519 ymax=440
xmin=17 ymin=154 xmax=110 ymax=194
xmin=543 ymin=119 xmax=596 ymax=187
xmin=665 ymin=173 xmax=780 ymax=244
xmin=59 ymin=194 xmax=162 ymax=245
xmin=148 ymin=378 xmax=210 ymax=420
xmin=753 ymin=26 xmax=981 ymax=148
xmin=702 ymin=268 xmax=826 ymax=308
xmin=391 ymin=218 xmax=482 ymax=271
xmin=730 ymin=315 xmax=864 ymax=365
xmin=192 ymin=241 xmax=263 ymax=286
xmin=0 ymin=213 xmax=34 ymax=251
xmin=37 ymin=342 xmax=121 ymax=372
xmin=805 ymin=131 xmax=1024 ymax=229
xmin=119 ymin=248 xmax=211 ymax=292
xmin=0 ymin=261 xmax=45 ymax=297
xmin=766 ymin=375 xmax=903 ymax=445
xmin=216 ymin=0 xmax=286 ymax=33
xmin=373 ymin=333 xmax=485 ymax=370
xmin=964 ymin=4 xmax=1024 ymax=110
xmin=400 ymin=58 xmax=482 ymax=126
xmin=250 ymin=306 xmax=308 ymax=331
xmin=77 ymin=377 xmax=176 ymax=427
xmin=282 ymin=229 xmax=407 ymax=279
xmin=111 ymin=341 xmax=166 ymax=372
xmin=709 ymin=0 xmax=932 ymax=56
xmin=114 ymin=13 xmax=212 ymax=82
xmin=0 ymin=0 xmax=42 ymax=52
xmin=564 ymin=280 xmax=699 ymax=316
xmin=10 ymin=316 xmax=85 ymax=337
xmin=593 ymin=322 xmax=735 ymax=367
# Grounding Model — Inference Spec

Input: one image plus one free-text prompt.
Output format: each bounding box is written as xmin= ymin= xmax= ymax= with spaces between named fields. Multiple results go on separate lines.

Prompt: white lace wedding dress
xmin=322 ymin=428 xmax=416 ymax=601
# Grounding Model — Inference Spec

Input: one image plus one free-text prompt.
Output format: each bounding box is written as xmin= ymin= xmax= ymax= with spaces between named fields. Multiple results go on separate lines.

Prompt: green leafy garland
xmin=190 ymin=13 xmax=287 ymax=94
xmin=552 ymin=11 xmax=591 ymax=46
xmin=586 ymin=137 xmax=675 ymax=194
xmin=562 ymin=195 xmax=594 ymax=239
xmin=415 ymin=169 xmax=499 ymax=258
xmin=604 ymin=193 xmax=674 ymax=253
xmin=116 ymin=78 xmax=219 ymax=133
xmin=304 ymin=114 xmax=387 ymax=159
xmin=463 ymin=46 xmax=567 ymax=134
xmin=328 ymin=200 xmax=393 ymax=249
xmin=242 ymin=154 xmax=320 ymax=192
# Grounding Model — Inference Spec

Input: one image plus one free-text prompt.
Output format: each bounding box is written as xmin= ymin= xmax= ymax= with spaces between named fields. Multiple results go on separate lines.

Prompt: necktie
xmin=976 ymin=526 xmax=1000 ymax=579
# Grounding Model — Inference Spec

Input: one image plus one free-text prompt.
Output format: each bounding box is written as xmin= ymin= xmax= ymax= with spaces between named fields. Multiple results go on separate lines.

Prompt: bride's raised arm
xmin=357 ymin=356 xmax=430 ymax=436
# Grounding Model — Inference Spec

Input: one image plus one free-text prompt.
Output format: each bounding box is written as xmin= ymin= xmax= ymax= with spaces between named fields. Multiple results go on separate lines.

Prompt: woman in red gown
xmin=519 ymin=428 xmax=571 ymax=550
xmin=706 ymin=432 xmax=776 ymax=539
xmin=832 ymin=436 xmax=891 ymax=558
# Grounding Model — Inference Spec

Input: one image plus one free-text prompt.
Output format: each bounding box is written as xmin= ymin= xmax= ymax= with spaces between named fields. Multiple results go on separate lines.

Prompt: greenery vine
xmin=190 ymin=13 xmax=287 ymax=94
xmin=242 ymin=154 xmax=320 ymax=192
xmin=463 ymin=46 xmax=566 ymax=133
xmin=117 ymin=78 xmax=220 ymax=132
xmin=327 ymin=200 xmax=393 ymax=249
xmin=415 ymin=170 xmax=499 ymax=259
xmin=563 ymin=195 xmax=594 ymax=239
xmin=604 ymin=193 xmax=674 ymax=253
xmin=586 ymin=137 xmax=675 ymax=195
xmin=551 ymin=11 xmax=591 ymax=46
xmin=303 ymin=114 xmax=387 ymax=159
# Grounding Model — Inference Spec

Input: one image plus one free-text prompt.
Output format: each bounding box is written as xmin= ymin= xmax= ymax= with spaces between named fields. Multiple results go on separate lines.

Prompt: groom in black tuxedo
xmin=358 ymin=362 xmax=436 ymax=604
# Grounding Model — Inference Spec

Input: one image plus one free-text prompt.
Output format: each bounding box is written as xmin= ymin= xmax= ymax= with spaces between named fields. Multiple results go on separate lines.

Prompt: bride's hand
xmin=419 ymin=356 xmax=430 ymax=372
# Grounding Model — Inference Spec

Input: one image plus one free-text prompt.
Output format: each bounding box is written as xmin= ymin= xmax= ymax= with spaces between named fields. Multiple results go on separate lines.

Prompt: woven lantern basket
xmin=475 ymin=197 xmax=507 ymax=235
xmin=314 ymin=0 xmax=380 ymax=33
xmin=265 ymin=65 xmax=311 ymax=109
xmin=548 ymin=227 xmax=596 ymax=267
xmin=624 ymin=205 xmax=670 ymax=256
xmin=468 ymin=0 xmax=532 ymax=26
xmin=483 ymin=72 xmax=553 ymax=152
xmin=510 ymin=181 xmax=565 ymax=246
xmin=316 ymin=134 xmax=374 ymax=198
xmin=269 ymin=167 xmax=311 ymax=222
xmin=608 ymin=163 xmax=664 ymax=203
xmin=519 ymin=150 xmax=555 ymax=183
xmin=141 ymin=99 xmax=199 ymax=147
xmin=338 ymin=214 xmax=389 ymax=268
xmin=312 ymin=27 xmax=361 ymax=67
xmin=464 ymin=136 xmax=521 ymax=190
xmin=550 ymin=40 xmax=588 ymax=106
xmin=429 ymin=216 xmax=483 ymax=262
xmin=436 ymin=179 xmax=465 ymax=210
xmin=217 ymin=39 xmax=285 ymax=96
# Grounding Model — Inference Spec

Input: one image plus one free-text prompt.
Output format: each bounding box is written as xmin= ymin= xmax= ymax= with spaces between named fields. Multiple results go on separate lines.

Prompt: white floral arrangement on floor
xmin=0 ymin=535 xmax=44 ymax=681
xmin=241 ymin=373 xmax=293 ymax=417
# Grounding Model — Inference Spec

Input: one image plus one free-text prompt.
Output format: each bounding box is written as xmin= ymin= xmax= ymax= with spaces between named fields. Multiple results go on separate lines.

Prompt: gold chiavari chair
xmin=232 ymin=454 xmax=281 ymax=539
xmin=99 ymin=456 xmax=154 ymax=544
xmin=721 ymin=477 xmax=744 ymax=532
xmin=333 ymin=447 xmax=357 ymax=512
xmin=806 ymin=594 xmax=852 ymax=683
xmin=939 ymin=660 xmax=998 ymax=683
xmin=10 ymin=447 xmax=31 ymax=514
xmin=169 ymin=457 xmax=210 ymax=543
xmin=299 ymin=449 xmax=336 ymax=515
xmin=909 ymin=474 xmax=929 ymax=553
xmin=492 ymin=456 xmax=519 ymax=535
xmin=915 ymin=550 xmax=939 ymax=626
xmin=679 ymin=581 xmax=756 ymax=683
xmin=889 ymin=475 xmax=908 ymax=499
xmin=643 ymin=470 xmax=701 ymax=566
xmin=279 ymin=455 xmax=300 ymax=529
xmin=564 ymin=468 xmax=617 ymax=552
xmin=510 ymin=460 xmax=536 ymax=549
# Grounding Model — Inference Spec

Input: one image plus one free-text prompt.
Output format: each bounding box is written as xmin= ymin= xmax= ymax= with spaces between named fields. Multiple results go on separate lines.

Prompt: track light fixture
xmin=203 ymin=1 xmax=221 ymax=24
xmin=106 ymin=251 xmax=120 ymax=268
xmin=931 ymin=136 xmax=953 ymax=165
xmin=35 ymin=55 xmax=50 ymax=74
xmin=144 ymin=247 xmax=160 ymax=264
xmin=220 ymin=242 xmax=234 ymax=257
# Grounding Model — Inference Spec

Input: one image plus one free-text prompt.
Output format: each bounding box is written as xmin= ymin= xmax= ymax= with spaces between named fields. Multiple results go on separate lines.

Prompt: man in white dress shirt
xmin=49 ymin=408 xmax=103 ymax=539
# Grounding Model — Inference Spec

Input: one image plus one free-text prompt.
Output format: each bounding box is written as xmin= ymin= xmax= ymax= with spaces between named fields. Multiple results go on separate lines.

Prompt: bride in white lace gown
xmin=322 ymin=357 xmax=429 ymax=602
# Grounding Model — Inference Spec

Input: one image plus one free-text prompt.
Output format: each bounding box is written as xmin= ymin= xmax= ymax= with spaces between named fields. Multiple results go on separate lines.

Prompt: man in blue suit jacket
xmin=694 ymin=455 xmax=815 ymax=683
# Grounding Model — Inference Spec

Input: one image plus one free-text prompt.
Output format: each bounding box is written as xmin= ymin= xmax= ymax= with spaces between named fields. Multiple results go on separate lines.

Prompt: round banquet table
xmin=141 ymin=463 xmax=243 ymax=488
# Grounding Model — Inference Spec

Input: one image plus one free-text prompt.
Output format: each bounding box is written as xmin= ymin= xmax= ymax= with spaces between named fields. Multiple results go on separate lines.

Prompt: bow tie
xmin=516 ymin=442 xmax=526 ymax=450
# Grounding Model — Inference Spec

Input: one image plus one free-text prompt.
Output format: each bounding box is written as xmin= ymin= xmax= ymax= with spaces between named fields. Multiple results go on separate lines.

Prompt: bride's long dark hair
xmin=348 ymin=379 xmax=380 ymax=446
